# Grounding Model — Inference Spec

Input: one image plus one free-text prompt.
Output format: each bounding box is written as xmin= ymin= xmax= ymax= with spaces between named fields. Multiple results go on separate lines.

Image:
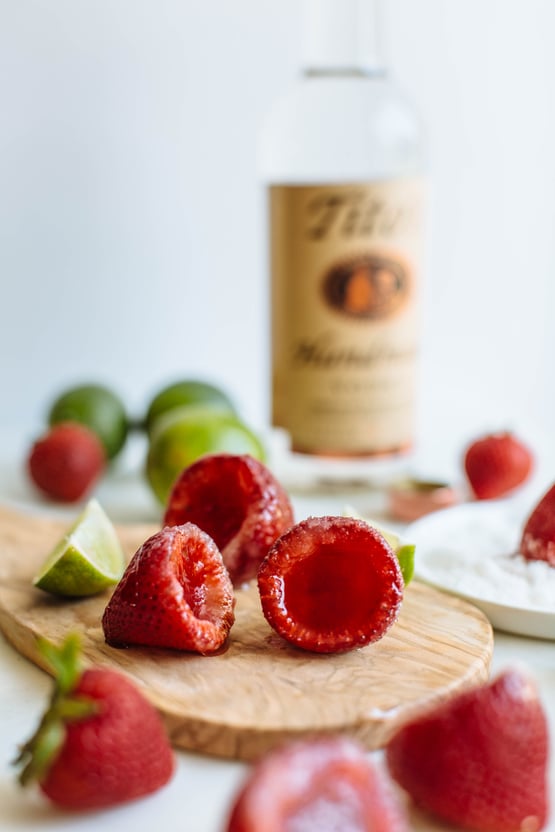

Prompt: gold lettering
xmin=306 ymin=189 xmax=413 ymax=240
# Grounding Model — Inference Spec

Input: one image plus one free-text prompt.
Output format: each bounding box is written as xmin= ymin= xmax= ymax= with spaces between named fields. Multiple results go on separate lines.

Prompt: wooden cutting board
xmin=0 ymin=504 xmax=493 ymax=761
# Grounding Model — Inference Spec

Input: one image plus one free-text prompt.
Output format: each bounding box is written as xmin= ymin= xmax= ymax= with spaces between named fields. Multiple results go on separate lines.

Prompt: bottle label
xmin=270 ymin=178 xmax=424 ymax=456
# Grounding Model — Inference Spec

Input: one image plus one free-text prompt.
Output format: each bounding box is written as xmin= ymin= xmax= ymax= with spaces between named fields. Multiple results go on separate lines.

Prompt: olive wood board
xmin=0 ymin=504 xmax=494 ymax=761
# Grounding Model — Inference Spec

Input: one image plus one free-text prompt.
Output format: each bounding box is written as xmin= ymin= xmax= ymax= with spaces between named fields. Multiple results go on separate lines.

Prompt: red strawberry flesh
xmin=520 ymin=483 xmax=555 ymax=566
xmin=386 ymin=669 xmax=549 ymax=832
xmin=164 ymin=453 xmax=294 ymax=586
xmin=258 ymin=516 xmax=404 ymax=653
xmin=226 ymin=736 xmax=409 ymax=832
xmin=102 ymin=523 xmax=235 ymax=654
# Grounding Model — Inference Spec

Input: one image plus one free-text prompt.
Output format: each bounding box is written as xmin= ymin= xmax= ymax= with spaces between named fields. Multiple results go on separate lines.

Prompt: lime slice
xmin=342 ymin=505 xmax=415 ymax=585
xmin=33 ymin=499 xmax=125 ymax=597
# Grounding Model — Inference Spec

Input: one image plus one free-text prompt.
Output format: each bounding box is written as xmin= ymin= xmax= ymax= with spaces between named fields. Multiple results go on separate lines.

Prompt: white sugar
xmin=414 ymin=505 xmax=555 ymax=612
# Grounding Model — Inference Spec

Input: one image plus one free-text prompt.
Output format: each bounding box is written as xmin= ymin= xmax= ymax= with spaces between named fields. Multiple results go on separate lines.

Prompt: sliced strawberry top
xmin=258 ymin=516 xmax=404 ymax=653
xmin=102 ymin=524 xmax=235 ymax=654
xmin=386 ymin=669 xmax=549 ymax=832
xmin=226 ymin=736 xmax=409 ymax=832
xmin=520 ymin=482 xmax=555 ymax=566
xmin=164 ymin=453 xmax=294 ymax=586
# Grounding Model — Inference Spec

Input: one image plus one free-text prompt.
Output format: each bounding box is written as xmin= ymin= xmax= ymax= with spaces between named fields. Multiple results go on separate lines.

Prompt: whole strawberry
xmin=15 ymin=634 xmax=174 ymax=810
xmin=27 ymin=422 xmax=106 ymax=502
xmin=226 ymin=736 xmax=409 ymax=832
xmin=520 ymin=482 xmax=555 ymax=566
xmin=386 ymin=669 xmax=549 ymax=832
xmin=463 ymin=431 xmax=533 ymax=500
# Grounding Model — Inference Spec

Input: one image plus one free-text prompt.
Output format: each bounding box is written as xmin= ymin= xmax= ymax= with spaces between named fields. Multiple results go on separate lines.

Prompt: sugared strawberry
xmin=164 ymin=453 xmax=294 ymax=586
xmin=257 ymin=516 xmax=404 ymax=653
xmin=386 ymin=668 xmax=549 ymax=832
xmin=27 ymin=422 xmax=106 ymax=502
xmin=520 ymin=482 xmax=555 ymax=566
xmin=226 ymin=736 xmax=409 ymax=832
xmin=102 ymin=523 xmax=235 ymax=654
xmin=463 ymin=431 xmax=533 ymax=500
xmin=15 ymin=634 xmax=174 ymax=810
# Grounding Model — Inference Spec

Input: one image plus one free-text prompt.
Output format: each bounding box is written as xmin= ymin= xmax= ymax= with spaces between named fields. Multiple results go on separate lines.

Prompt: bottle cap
xmin=301 ymin=0 xmax=384 ymax=73
xmin=387 ymin=478 xmax=461 ymax=523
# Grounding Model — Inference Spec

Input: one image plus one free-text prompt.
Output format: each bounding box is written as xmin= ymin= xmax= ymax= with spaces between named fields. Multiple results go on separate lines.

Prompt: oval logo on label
xmin=322 ymin=254 xmax=410 ymax=320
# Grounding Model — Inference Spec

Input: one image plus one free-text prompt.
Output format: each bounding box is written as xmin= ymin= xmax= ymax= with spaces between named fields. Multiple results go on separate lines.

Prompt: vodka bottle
xmin=259 ymin=0 xmax=426 ymax=468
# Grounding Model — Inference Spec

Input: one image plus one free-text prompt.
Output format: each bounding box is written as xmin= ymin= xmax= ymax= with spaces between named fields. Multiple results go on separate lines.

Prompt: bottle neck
xmin=301 ymin=0 xmax=385 ymax=77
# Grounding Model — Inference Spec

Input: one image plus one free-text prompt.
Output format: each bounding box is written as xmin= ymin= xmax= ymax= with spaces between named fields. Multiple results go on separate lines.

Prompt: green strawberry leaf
xmin=14 ymin=633 xmax=97 ymax=789
xmin=16 ymin=720 xmax=65 ymax=786
xmin=37 ymin=633 xmax=82 ymax=696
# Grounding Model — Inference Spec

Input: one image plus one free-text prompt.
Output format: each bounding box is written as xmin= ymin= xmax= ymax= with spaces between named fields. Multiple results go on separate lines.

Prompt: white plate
xmin=407 ymin=501 xmax=555 ymax=640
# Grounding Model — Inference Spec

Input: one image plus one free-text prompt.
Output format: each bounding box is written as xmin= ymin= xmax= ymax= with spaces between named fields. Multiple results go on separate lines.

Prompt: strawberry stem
xmin=37 ymin=633 xmax=82 ymax=695
xmin=13 ymin=633 xmax=98 ymax=789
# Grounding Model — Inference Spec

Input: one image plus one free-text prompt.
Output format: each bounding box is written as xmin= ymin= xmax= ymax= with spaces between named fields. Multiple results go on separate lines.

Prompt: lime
xmin=33 ymin=499 xmax=125 ymax=597
xmin=378 ymin=530 xmax=415 ymax=586
xmin=145 ymin=379 xmax=236 ymax=435
xmin=342 ymin=506 xmax=415 ymax=585
xmin=48 ymin=384 xmax=128 ymax=460
xmin=146 ymin=405 xmax=266 ymax=505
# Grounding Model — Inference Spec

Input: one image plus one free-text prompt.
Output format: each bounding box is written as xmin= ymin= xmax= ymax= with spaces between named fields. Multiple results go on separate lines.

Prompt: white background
xmin=1 ymin=0 xmax=555 ymax=473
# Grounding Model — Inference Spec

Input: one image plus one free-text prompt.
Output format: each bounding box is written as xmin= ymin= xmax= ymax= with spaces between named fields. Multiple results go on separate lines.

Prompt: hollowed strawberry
xmin=225 ymin=736 xmax=409 ymax=832
xmin=257 ymin=516 xmax=404 ymax=653
xmin=164 ymin=453 xmax=294 ymax=586
xmin=102 ymin=523 xmax=235 ymax=654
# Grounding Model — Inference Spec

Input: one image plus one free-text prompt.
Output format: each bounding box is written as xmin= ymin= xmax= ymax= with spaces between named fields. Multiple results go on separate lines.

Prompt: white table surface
xmin=0 ymin=430 xmax=553 ymax=831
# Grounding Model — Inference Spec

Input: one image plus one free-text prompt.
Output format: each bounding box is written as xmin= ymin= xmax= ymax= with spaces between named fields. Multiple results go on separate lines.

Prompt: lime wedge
xmin=342 ymin=505 xmax=415 ymax=585
xmin=33 ymin=499 xmax=125 ymax=597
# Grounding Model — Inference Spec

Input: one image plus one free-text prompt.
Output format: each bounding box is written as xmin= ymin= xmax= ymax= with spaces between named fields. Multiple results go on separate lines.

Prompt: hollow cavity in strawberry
xmin=164 ymin=453 xmax=294 ymax=586
xmin=258 ymin=516 xmax=404 ymax=653
xmin=226 ymin=736 xmax=409 ymax=832
xmin=102 ymin=523 xmax=235 ymax=654
xmin=520 ymin=482 xmax=555 ymax=566
xmin=386 ymin=668 xmax=549 ymax=832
